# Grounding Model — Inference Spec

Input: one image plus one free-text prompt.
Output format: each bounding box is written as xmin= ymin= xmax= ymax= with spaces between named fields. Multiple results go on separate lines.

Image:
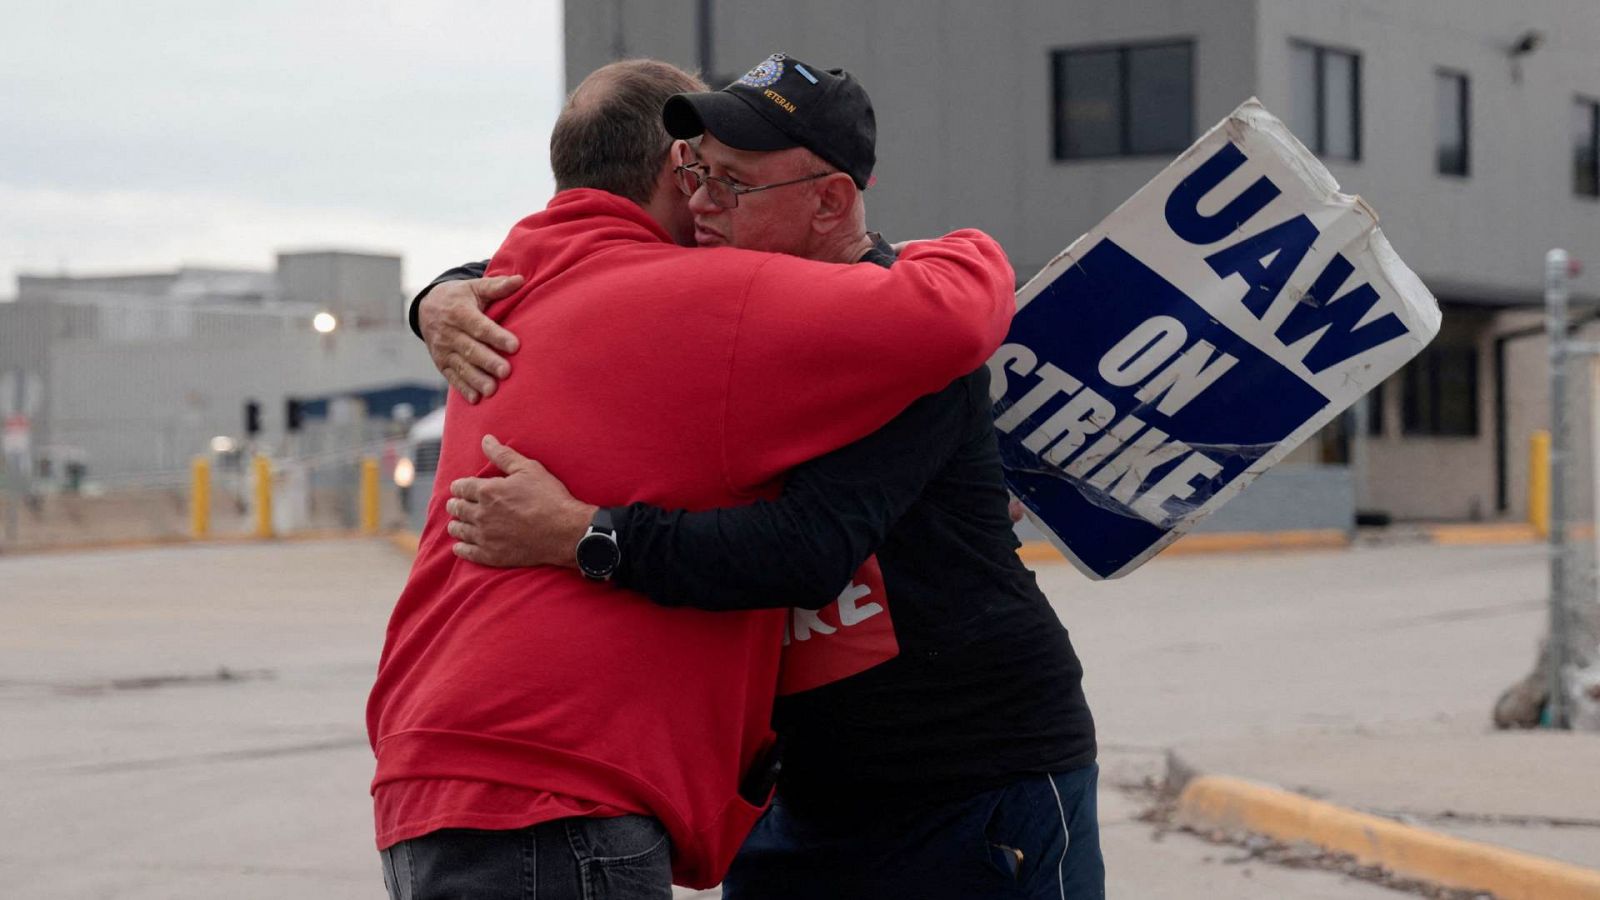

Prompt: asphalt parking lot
xmin=0 ymin=537 xmax=1554 ymax=898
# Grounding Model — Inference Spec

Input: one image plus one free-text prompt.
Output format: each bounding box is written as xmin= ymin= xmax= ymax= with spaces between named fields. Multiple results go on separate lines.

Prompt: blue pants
xmin=380 ymin=815 xmax=672 ymax=900
xmin=724 ymin=764 xmax=1104 ymax=900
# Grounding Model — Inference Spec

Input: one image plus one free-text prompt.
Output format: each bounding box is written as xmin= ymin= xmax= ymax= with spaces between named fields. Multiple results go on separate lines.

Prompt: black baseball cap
xmin=662 ymin=53 xmax=876 ymax=190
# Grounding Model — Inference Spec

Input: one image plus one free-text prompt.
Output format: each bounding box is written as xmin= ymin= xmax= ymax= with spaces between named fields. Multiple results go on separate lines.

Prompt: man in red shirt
xmin=366 ymin=58 xmax=1016 ymax=898
xmin=419 ymin=54 xmax=1105 ymax=900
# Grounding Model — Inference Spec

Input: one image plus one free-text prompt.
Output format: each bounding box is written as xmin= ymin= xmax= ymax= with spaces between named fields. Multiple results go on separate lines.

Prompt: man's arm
xmin=722 ymin=230 xmax=1013 ymax=488
xmin=409 ymin=261 xmax=523 ymax=403
xmin=447 ymin=379 xmax=972 ymax=610
xmin=418 ymin=231 xmax=1012 ymax=419
xmin=613 ymin=383 xmax=967 ymax=610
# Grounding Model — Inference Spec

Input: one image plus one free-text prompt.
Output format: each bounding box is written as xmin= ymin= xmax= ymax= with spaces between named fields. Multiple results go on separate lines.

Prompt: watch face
xmin=577 ymin=532 xmax=621 ymax=579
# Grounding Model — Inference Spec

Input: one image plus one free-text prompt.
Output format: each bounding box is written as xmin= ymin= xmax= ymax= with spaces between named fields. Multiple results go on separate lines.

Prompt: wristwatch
xmin=576 ymin=507 xmax=621 ymax=581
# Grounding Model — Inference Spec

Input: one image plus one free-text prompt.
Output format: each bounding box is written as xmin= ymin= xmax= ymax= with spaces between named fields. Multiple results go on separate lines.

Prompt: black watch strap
xmin=576 ymin=507 xmax=621 ymax=581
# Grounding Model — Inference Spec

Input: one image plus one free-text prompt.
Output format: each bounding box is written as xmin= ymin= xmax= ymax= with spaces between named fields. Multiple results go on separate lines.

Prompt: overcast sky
xmin=0 ymin=1 xmax=564 ymax=296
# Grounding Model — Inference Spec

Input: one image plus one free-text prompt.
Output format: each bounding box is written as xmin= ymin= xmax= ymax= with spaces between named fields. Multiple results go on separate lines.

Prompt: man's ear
xmin=654 ymin=141 xmax=692 ymax=196
xmin=811 ymin=173 xmax=857 ymax=232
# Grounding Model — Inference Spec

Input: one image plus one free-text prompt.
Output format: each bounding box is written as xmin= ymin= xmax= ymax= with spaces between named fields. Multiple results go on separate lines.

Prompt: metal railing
xmin=1 ymin=435 xmax=414 ymax=554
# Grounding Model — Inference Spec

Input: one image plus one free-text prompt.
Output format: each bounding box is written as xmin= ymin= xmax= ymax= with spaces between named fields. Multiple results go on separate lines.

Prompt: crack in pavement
xmin=1376 ymin=598 xmax=1545 ymax=630
xmin=0 ymin=666 xmax=275 ymax=697
xmin=1361 ymin=807 xmax=1600 ymax=830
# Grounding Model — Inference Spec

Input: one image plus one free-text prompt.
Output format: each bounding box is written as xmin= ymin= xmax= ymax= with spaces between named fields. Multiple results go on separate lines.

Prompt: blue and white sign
xmin=993 ymin=100 xmax=1441 ymax=579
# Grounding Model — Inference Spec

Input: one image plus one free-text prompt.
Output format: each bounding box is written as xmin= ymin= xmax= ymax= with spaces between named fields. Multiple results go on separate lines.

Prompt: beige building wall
xmin=1502 ymin=309 xmax=1552 ymax=521
xmin=1362 ymin=309 xmax=1495 ymax=520
xmin=1362 ymin=309 xmax=1600 ymax=522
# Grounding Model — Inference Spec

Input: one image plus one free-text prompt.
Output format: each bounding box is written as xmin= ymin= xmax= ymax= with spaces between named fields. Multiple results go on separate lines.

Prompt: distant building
xmin=568 ymin=0 xmax=1600 ymax=522
xmin=0 ymin=250 xmax=439 ymax=479
xmin=276 ymin=249 xmax=410 ymax=330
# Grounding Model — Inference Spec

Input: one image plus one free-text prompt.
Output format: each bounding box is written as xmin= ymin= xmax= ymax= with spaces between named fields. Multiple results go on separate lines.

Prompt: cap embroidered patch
xmin=738 ymin=53 xmax=786 ymax=89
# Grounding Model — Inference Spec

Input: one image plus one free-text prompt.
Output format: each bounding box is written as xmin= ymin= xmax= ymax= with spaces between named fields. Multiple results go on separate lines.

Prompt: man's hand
xmin=1008 ymin=498 xmax=1026 ymax=524
xmin=447 ymin=434 xmax=598 ymax=568
xmin=419 ymin=276 xmax=524 ymax=403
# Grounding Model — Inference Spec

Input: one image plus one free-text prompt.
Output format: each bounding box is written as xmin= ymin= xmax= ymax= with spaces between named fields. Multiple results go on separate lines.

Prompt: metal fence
xmin=0 ymin=425 xmax=415 ymax=554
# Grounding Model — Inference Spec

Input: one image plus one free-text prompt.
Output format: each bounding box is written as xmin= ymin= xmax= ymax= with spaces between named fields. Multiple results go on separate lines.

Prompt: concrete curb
xmin=0 ymin=529 xmax=402 ymax=559
xmin=1016 ymin=521 xmax=1544 ymax=565
xmin=1170 ymin=769 xmax=1600 ymax=900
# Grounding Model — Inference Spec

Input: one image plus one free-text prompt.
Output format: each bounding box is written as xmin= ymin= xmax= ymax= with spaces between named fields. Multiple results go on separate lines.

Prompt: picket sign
xmin=993 ymin=99 xmax=1441 ymax=579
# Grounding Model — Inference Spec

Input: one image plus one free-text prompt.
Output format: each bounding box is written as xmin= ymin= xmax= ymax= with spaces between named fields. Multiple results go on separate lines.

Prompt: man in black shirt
xmin=420 ymin=56 xmax=1102 ymax=899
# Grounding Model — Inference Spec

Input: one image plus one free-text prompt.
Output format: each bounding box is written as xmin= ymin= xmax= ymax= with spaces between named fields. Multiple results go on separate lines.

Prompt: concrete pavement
xmin=1 ymin=539 xmax=402 ymax=899
xmin=1035 ymin=539 xmax=1598 ymax=898
xmin=1 ymin=536 xmax=1587 ymax=898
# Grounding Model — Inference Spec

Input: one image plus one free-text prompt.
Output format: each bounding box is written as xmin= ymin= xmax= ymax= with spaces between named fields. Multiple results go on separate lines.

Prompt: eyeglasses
xmin=674 ymin=164 xmax=834 ymax=209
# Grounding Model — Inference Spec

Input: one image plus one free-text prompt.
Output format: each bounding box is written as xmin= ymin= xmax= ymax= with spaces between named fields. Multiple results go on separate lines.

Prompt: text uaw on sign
xmin=995 ymin=99 xmax=1441 ymax=579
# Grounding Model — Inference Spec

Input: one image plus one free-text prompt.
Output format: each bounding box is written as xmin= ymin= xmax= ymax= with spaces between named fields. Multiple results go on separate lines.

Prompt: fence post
xmin=361 ymin=456 xmax=381 ymax=534
xmin=253 ymin=455 xmax=274 ymax=539
xmin=1544 ymin=248 xmax=1571 ymax=728
xmin=190 ymin=455 xmax=211 ymax=539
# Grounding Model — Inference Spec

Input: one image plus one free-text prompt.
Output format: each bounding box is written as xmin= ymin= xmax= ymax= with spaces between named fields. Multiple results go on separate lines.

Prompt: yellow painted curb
xmin=1429 ymin=522 xmax=1539 ymax=545
xmin=1015 ymin=541 xmax=1066 ymax=564
xmin=1016 ymin=529 xmax=1349 ymax=565
xmin=1164 ymin=529 xmax=1349 ymax=556
xmin=388 ymin=531 xmax=421 ymax=557
xmin=1176 ymin=775 xmax=1600 ymax=900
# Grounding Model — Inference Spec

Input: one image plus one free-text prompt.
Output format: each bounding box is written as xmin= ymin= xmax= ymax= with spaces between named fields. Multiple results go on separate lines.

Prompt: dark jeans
xmin=380 ymin=815 xmax=672 ymax=900
xmin=723 ymin=764 xmax=1104 ymax=900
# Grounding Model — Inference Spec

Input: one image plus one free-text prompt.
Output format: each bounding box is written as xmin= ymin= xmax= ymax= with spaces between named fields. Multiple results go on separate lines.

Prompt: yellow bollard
xmin=1529 ymin=430 xmax=1551 ymax=538
xmin=190 ymin=455 xmax=211 ymax=539
xmin=360 ymin=456 xmax=380 ymax=534
xmin=253 ymin=455 xmax=274 ymax=539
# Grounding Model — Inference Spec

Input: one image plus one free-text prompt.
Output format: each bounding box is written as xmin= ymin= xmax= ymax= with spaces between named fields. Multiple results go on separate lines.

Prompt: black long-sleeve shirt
xmin=619 ymin=362 xmax=1096 ymax=814
xmin=416 ymin=242 xmax=1096 ymax=817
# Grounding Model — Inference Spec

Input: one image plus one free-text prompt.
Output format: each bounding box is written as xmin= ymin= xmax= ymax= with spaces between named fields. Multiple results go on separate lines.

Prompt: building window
xmin=1576 ymin=97 xmax=1600 ymax=198
xmin=1402 ymin=345 xmax=1478 ymax=437
xmin=1289 ymin=41 xmax=1361 ymax=161
xmin=1436 ymin=71 xmax=1470 ymax=176
xmin=1052 ymin=41 xmax=1194 ymax=160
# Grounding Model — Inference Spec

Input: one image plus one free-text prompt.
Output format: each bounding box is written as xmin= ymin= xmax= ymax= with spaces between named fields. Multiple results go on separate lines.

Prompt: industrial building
xmin=569 ymin=0 xmax=1600 ymax=523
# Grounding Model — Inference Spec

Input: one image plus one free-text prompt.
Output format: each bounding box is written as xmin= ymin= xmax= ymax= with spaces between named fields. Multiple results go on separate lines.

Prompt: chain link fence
xmin=0 ymin=423 xmax=417 ymax=554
